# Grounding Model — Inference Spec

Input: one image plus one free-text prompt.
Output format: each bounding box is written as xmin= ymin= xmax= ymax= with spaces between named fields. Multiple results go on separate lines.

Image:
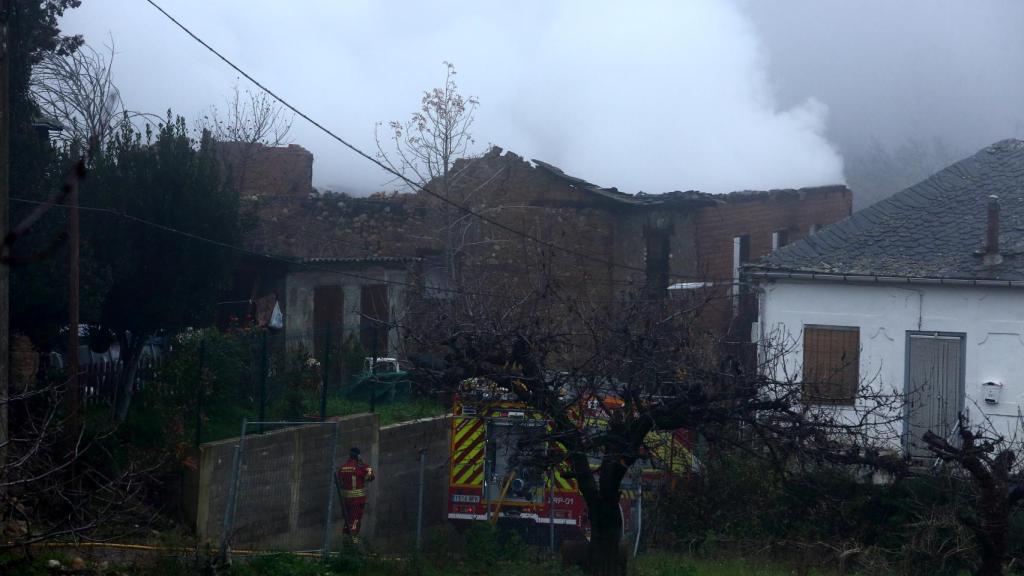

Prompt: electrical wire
xmin=10 ymin=197 xmax=748 ymax=303
xmin=142 ymin=0 xmax=718 ymax=282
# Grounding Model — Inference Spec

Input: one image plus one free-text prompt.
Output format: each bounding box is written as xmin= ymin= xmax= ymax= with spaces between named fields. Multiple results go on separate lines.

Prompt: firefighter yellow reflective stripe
xmin=341 ymin=489 xmax=365 ymax=498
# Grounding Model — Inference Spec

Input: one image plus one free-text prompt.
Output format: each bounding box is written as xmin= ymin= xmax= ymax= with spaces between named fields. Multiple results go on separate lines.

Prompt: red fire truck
xmin=447 ymin=379 xmax=692 ymax=542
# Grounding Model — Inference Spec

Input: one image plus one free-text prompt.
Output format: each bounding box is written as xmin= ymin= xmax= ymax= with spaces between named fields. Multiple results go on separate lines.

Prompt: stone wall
xmin=223 ymin=143 xmax=853 ymax=338
xmin=190 ymin=413 xmax=452 ymax=552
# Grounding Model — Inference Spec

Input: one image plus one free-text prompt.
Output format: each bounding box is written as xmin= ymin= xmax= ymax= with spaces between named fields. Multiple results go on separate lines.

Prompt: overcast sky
xmin=59 ymin=1 xmax=1024 ymax=195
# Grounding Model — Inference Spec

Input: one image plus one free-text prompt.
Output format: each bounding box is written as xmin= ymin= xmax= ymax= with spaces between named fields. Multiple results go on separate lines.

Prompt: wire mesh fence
xmin=203 ymin=413 xmax=449 ymax=562
xmin=219 ymin=420 xmax=341 ymax=562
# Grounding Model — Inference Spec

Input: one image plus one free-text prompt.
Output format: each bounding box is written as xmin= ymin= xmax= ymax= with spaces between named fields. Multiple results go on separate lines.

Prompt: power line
xmin=9 ymin=196 xmax=492 ymax=298
xmin=10 ymin=197 xmax=746 ymax=303
xmin=142 ymin=0 xmax=677 ymax=280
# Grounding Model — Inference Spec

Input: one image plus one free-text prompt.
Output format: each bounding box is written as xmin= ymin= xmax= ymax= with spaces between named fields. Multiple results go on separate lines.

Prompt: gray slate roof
xmin=752 ymin=139 xmax=1024 ymax=281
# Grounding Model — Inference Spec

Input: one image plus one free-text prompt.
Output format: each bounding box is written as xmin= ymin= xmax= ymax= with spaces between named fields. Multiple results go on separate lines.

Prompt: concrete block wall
xmin=191 ymin=413 xmax=452 ymax=552
xmin=371 ymin=416 xmax=451 ymax=551
xmin=194 ymin=414 xmax=378 ymax=551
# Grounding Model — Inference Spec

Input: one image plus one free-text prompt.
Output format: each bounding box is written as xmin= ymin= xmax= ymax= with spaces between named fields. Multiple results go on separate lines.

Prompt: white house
xmin=748 ymin=139 xmax=1024 ymax=458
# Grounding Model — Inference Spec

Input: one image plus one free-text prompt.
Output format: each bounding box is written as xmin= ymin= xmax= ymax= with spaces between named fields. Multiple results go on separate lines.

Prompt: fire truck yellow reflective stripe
xmin=451 ymin=431 xmax=484 ymax=468
xmin=452 ymin=435 xmax=485 ymax=485
xmin=455 ymin=462 xmax=483 ymax=486
xmin=450 ymin=418 xmax=485 ymax=485
xmin=457 ymin=438 xmax=485 ymax=470
xmin=554 ymin=468 xmax=574 ymax=491
xmin=455 ymin=422 xmax=484 ymax=450
xmin=454 ymin=419 xmax=483 ymax=445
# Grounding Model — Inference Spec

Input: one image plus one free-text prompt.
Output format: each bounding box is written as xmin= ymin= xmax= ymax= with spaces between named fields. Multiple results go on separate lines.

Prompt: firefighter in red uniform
xmin=337 ymin=446 xmax=375 ymax=540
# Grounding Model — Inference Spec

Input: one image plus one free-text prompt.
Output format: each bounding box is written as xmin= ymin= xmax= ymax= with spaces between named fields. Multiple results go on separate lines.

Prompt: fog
xmin=59 ymin=1 xmax=1024 ymax=199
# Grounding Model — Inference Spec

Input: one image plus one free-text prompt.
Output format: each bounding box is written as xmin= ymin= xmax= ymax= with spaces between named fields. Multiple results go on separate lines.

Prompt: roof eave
xmin=745 ymin=268 xmax=1024 ymax=289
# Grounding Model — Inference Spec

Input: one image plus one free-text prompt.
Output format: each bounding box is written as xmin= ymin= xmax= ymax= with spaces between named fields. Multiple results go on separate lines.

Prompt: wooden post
xmin=0 ymin=0 xmax=10 ymax=489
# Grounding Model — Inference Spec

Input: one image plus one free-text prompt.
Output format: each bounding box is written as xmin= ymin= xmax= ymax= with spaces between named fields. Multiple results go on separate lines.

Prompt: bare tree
xmin=376 ymin=62 xmax=480 ymax=283
xmin=198 ymin=81 xmax=294 ymax=195
xmin=199 ymin=81 xmax=293 ymax=148
xmin=0 ymin=336 xmax=158 ymax=558
xmin=410 ymin=280 xmax=903 ymax=576
xmin=30 ymin=39 xmax=153 ymax=150
xmin=925 ymin=414 xmax=1024 ymax=576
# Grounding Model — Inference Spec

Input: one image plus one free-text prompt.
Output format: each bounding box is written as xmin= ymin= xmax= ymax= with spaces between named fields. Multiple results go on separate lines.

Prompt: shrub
xmin=465 ymin=523 xmax=527 ymax=568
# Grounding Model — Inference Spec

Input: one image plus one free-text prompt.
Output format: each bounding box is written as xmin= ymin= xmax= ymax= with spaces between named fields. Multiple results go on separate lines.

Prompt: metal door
xmin=905 ymin=332 xmax=965 ymax=458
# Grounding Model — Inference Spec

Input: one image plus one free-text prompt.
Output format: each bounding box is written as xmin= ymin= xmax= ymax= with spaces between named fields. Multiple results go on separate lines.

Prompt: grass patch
xmin=3 ymin=550 xmax=848 ymax=576
xmin=187 ymin=395 xmax=447 ymax=443
xmin=325 ymin=396 xmax=446 ymax=426
xmin=636 ymin=553 xmax=836 ymax=576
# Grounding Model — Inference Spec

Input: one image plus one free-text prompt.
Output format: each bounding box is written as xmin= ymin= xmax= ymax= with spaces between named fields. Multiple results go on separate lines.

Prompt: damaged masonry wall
xmin=225 ymin=144 xmax=852 ymax=336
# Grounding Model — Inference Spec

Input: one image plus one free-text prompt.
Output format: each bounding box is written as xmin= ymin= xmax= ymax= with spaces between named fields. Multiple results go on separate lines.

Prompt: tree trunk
xmin=974 ymin=478 xmax=1008 ymax=576
xmin=113 ymin=335 xmax=145 ymax=422
xmin=586 ymin=496 xmax=627 ymax=576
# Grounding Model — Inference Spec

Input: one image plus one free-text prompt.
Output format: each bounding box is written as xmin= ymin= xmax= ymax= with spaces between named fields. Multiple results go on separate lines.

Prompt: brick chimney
xmin=984 ymin=195 xmax=1003 ymax=266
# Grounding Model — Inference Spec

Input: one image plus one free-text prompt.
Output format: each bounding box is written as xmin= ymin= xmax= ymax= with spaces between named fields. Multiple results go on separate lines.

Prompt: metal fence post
xmin=548 ymin=469 xmax=555 ymax=554
xmin=321 ymin=421 xmax=341 ymax=561
xmin=258 ymin=331 xmax=268 ymax=434
xmin=219 ymin=418 xmax=249 ymax=564
xmin=416 ymin=448 xmax=426 ymax=551
xmin=321 ymin=324 xmax=331 ymax=421
xmin=195 ymin=339 xmax=205 ymax=449
xmin=632 ymin=483 xmax=643 ymax=558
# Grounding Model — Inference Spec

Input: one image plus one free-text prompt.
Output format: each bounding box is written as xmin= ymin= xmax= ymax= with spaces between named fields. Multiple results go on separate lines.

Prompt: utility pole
xmin=0 ymin=0 xmax=11 ymax=489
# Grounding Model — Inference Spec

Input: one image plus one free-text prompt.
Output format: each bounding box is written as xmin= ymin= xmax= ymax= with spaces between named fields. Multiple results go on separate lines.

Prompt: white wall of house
xmin=758 ymin=278 xmax=1024 ymax=446
xmin=284 ymin=268 xmax=408 ymax=358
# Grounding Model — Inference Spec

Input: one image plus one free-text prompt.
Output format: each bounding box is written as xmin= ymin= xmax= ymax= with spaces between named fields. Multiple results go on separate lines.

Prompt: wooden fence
xmin=81 ymin=356 xmax=162 ymax=406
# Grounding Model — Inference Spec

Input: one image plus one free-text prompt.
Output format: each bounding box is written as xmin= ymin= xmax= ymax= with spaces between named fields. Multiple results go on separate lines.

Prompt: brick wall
xmin=218 ymin=142 xmax=314 ymax=199
xmin=690 ymin=186 xmax=853 ymax=334
xmin=692 ymin=186 xmax=852 ymax=285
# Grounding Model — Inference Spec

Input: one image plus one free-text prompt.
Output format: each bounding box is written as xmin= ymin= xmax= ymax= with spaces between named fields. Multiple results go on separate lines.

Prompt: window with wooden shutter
xmin=313 ymin=286 xmax=344 ymax=363
xmin=802 ymin=325 xmax=859 ymax=405
xmin=360 ymin=284 xmax=389 ymax=356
